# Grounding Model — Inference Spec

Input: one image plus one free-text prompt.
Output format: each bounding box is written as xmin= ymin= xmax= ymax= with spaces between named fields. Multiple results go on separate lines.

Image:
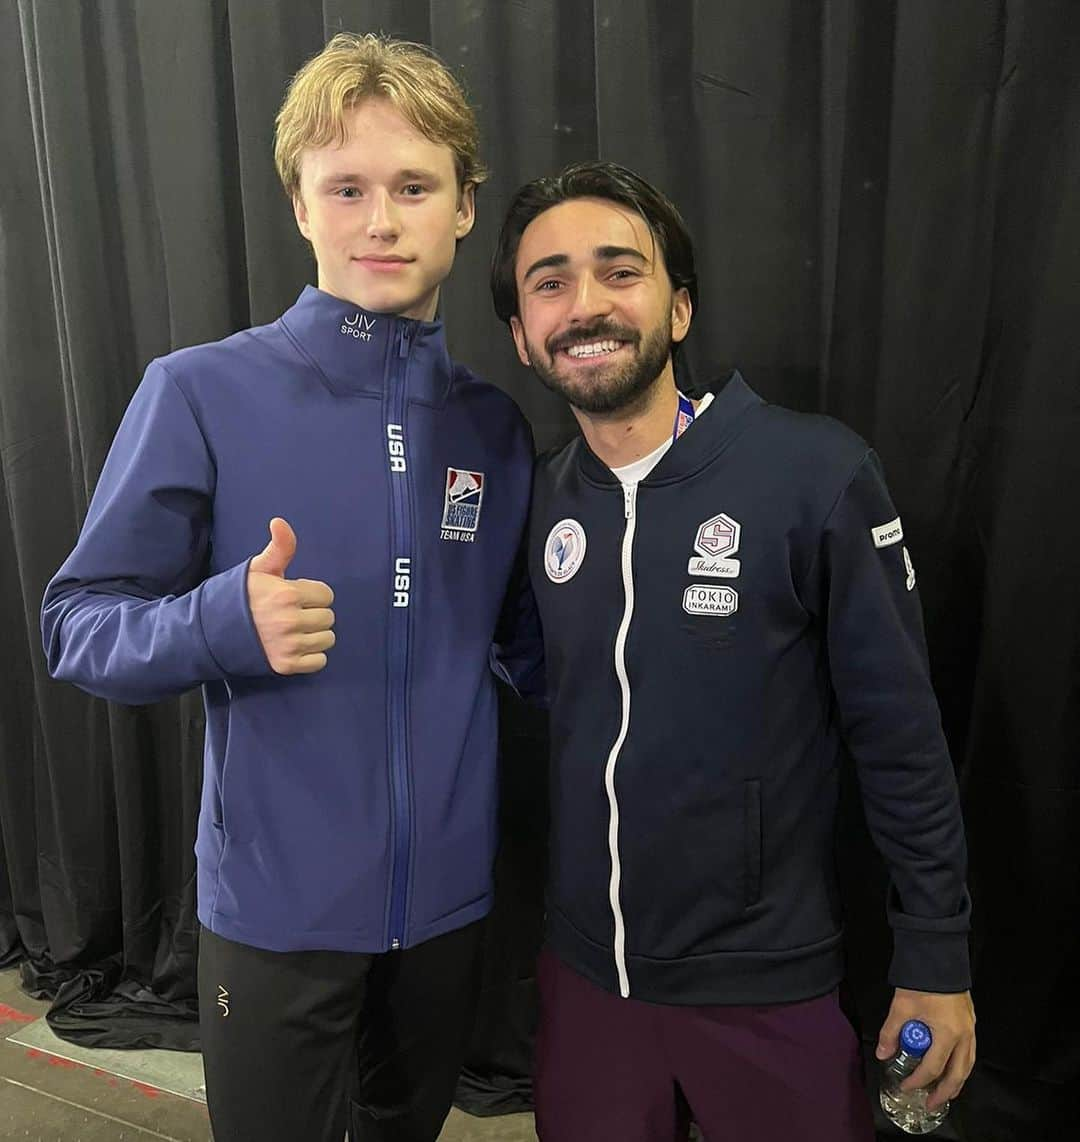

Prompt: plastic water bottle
xmin=879 ymin=1019 xmax=950 ymax=1134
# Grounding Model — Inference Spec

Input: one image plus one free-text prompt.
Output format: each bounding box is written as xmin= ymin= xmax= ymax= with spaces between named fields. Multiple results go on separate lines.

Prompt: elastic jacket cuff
xmin=197 ymin=560 xmax=273 ymax=678
xmin=889 ymin=925 xmax=972 ymax=993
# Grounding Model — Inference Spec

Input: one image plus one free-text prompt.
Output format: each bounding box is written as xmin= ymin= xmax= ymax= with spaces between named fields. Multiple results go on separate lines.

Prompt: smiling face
xmin=509 ymin=197 xmax=691 ymax=415
xmin=293 ymin=97 xmax=475 ymax=320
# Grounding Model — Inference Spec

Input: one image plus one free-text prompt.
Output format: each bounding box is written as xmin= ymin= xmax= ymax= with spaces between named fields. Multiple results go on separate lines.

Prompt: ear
xmin=293 ymin=193 xmax=312 ymax=243
xmin=455 ymin=182 xmax=477 ymax=240
xmin=671 ymin=287 xmax=692 ymax=344
xmin=509 ymin=316 xmax=531 ymax=366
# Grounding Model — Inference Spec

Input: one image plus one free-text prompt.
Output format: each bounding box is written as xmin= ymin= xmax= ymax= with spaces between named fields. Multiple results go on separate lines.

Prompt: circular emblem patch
xmin=544 ymin=518 xmax=587 ymax=584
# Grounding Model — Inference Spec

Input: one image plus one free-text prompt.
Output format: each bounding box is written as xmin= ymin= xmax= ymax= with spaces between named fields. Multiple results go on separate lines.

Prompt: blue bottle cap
xmin=900 ymin=1020 xmax=933 ymax=1057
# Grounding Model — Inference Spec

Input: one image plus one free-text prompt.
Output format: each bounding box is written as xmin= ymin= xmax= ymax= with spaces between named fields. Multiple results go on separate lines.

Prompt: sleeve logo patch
xmin=872 ymin=517 xmax=904 ymax=548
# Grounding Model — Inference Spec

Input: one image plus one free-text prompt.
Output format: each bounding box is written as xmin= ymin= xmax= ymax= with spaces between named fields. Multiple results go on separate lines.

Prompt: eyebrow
xmin=315 ymin=167 xmax=442 ymax=187
xmin=521 ymin=245 xmax=649 ymax=282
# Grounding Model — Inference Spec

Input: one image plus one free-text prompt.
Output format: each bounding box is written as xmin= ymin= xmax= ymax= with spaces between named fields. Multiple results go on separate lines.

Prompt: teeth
xmin=566 ymin=340 xmax=623 ymax=358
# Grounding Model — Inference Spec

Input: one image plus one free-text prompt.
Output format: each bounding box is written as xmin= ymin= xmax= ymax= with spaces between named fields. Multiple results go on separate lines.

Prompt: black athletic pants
xmin=197 ymin=921 xmax=484 ymax=1142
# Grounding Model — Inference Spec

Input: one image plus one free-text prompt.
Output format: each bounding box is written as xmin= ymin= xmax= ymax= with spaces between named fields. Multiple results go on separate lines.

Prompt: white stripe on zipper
xmin=605 ymin=481 xmax=638 ymax=998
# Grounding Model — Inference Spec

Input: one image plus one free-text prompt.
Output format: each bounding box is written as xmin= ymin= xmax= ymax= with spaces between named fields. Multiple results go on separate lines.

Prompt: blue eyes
xmin=335 ymin=185 xmax=428 ymax=199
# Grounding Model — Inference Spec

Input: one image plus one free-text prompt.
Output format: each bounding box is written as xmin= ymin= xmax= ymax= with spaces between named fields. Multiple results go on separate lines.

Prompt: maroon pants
xmin=534 ymin=949 xmax=875 ymax=1142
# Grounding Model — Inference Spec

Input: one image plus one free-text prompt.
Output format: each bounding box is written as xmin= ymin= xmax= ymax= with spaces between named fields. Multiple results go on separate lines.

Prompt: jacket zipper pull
xmin=623 ymin=483 xmax=636 ymax=519
xmin=398 ymin=324 xmax=412 ymax=357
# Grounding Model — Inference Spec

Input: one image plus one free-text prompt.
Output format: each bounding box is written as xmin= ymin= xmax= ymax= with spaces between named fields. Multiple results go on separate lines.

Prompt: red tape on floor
xmin=0 ymin=1003 xmax=35 ymax=1025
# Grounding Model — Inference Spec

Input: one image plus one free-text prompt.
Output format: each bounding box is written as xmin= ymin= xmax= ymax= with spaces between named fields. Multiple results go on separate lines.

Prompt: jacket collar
xmin=577 ymin=371 xmax=764 ymax=486
xmin=277 ymin=285 xmax=453 ymax=404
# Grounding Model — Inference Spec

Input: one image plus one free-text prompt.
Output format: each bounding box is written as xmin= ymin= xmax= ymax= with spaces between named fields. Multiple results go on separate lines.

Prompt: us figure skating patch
xmin=441 ymin=468 xmax=485 ymax=541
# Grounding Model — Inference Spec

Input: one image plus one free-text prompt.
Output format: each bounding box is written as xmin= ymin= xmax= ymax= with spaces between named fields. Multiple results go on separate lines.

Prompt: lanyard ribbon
xmin=673 ymin=392 xmax=695 ymax=443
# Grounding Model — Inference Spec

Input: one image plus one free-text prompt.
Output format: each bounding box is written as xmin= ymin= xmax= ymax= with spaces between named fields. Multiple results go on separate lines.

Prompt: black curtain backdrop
xmin=2 ymin=1 xmax=1077 ymax=1138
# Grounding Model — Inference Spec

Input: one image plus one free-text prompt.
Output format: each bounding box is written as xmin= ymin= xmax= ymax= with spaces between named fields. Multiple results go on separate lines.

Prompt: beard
xmin=525 ymin=316 xmax=674 ymax=415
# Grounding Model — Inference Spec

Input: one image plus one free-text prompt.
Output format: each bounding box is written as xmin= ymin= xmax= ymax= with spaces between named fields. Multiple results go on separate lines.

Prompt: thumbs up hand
xmin=246 ymin=518 xmax=335 ymax=675
xmin=249 ymin=516 xmax=297 ymax=577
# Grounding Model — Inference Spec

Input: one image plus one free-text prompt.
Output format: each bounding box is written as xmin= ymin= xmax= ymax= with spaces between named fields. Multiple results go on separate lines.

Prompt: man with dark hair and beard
xmin=490 ymin=161 xmax=975 ymax=1142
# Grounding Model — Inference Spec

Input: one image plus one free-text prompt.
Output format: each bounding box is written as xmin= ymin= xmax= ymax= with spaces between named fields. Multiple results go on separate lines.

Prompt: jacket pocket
xmin=743 ymin=779 xmax=762 ymax=907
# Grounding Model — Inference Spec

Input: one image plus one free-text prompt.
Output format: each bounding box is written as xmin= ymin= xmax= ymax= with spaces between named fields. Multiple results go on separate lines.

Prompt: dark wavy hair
xmin=490 ymin=161 xmax=698 ymax=327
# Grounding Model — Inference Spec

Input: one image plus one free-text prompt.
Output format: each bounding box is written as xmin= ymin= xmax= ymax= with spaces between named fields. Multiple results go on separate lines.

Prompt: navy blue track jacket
xmin=529 ymin=373 xmax=971 ymax=1005
xmin=42 ymin=285 xmax=541 ymax=954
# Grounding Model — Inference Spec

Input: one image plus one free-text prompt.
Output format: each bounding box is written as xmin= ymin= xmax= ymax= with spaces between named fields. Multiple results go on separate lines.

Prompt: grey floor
xmin=0 ymin=967 xmax=536 ymax=1141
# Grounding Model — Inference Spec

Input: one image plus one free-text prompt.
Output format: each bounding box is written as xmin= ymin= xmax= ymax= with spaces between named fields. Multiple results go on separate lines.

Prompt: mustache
xmin=546 ymin=321 xmax=640 ymax=356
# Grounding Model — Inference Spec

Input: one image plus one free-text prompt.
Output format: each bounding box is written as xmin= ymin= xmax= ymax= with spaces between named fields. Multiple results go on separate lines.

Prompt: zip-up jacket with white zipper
xmin=529 ymin=372 xmax=970 ymax=1005
xmin=42 ymin=285 xmax=541 ymax=954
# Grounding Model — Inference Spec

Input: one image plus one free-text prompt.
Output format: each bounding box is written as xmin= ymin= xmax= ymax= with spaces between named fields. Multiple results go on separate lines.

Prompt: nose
xmin=366 ymin=188 xmax=401 ymax=241
xmin=567 ymin=273 xmax=614 ymax=323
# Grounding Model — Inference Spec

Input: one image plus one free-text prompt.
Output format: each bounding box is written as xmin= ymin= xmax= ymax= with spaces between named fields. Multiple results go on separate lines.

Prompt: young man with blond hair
xmin=42 ymin=33 xmax=539 ymax=1142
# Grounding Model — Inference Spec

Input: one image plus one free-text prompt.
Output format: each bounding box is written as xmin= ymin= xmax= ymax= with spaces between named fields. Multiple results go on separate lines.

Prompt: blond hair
xmin=274 ymin=32 xmax=487 ymax=200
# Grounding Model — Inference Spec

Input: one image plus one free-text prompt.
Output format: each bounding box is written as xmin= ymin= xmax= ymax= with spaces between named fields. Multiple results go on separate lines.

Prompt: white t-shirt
xmin=610 ymin=391 xmax=715 ymax=486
